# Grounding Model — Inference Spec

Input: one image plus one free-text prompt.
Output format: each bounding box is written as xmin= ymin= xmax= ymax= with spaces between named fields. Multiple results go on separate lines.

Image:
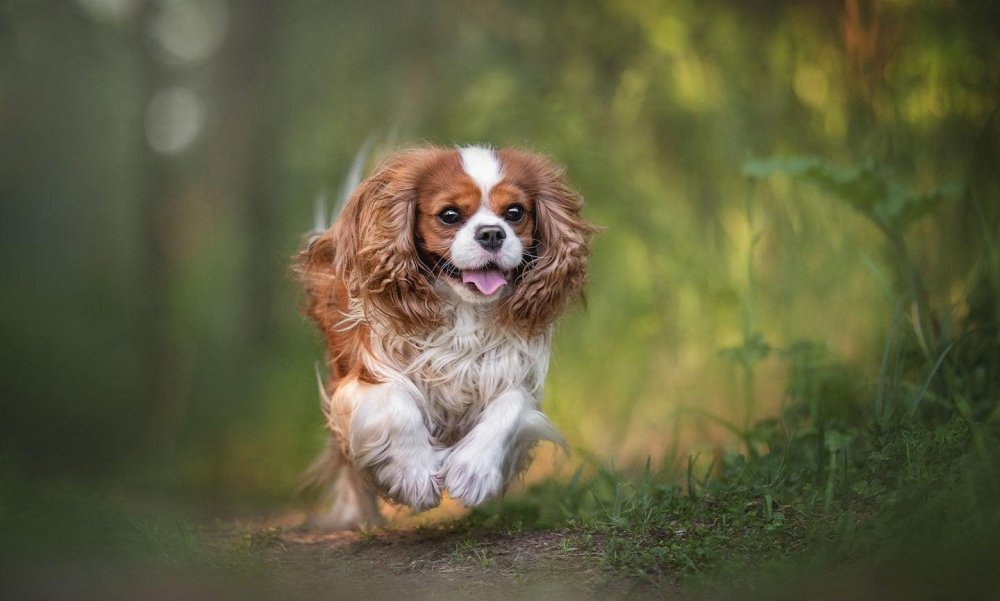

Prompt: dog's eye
xmin=438 ymin=207 xmax=462 ymax=225
xmin=504 ymin=204 xmax=526 ymax=223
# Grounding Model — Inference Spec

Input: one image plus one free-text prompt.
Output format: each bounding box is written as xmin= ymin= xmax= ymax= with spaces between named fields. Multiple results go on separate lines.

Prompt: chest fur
xmin=366 ymin=305 xmax=551 ymax=442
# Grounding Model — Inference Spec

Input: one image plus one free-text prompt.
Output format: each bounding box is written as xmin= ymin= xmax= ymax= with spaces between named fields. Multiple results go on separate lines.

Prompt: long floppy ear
xmin=496 ymin=151 xmax=599 ymax=335
xmin=295 ymin=215 xmax=344 ymax=350
xmin=311 ymin=148 xmax=444 ymax=334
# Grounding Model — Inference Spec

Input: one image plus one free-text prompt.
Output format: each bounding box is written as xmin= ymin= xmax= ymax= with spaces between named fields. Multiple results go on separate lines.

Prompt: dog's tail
xmin=305 ymin=134 xmax=377 ymax=246
xmin=296 ymin=136 xmax=384 ymax=530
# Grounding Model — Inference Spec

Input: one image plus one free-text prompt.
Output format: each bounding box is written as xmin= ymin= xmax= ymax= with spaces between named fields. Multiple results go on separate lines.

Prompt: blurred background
xmin=1 ymin=0 xmax=997 ymax=517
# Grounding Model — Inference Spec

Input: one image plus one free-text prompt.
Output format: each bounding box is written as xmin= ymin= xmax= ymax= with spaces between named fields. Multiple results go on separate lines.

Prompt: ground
xmin=253 ymin=524 xmax=661 ymax=601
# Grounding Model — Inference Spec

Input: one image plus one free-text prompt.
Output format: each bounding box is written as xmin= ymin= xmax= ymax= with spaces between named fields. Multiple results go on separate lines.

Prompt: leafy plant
xmin=743 ymin=156 xmax=961 ymax=356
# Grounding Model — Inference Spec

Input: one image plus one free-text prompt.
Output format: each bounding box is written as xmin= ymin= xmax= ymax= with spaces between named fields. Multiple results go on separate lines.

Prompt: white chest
xmin=366 ymin=305 xmax=551 ymax=443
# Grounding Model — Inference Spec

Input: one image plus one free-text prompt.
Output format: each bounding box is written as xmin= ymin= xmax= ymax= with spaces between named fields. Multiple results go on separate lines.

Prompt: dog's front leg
xmin=440 ymin=390 xmax=560 ymax=507
xmin=347 ymin=381 xmax=441 ymax=511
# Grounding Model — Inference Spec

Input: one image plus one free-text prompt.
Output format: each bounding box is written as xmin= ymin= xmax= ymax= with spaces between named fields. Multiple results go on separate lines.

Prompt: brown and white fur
xmin=296 ymin=145 xmax=596 ymax=529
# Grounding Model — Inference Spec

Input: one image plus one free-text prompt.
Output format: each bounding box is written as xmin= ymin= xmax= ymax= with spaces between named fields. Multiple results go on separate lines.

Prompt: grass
xmin=461 ymin=279 xmax=1000 ymax=598
xmin=448 ymin=537 xmax=495 ymax=568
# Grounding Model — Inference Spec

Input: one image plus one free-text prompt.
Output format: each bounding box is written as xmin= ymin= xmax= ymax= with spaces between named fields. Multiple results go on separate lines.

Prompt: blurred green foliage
xmin=462 ymin=281 xmax=1000 ymax=596
xmin=0 ymin=0 xmax=997 ymax=512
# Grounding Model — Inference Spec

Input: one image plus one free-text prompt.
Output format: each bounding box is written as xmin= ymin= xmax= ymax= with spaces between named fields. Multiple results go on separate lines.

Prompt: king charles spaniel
xmin=296 ymin=145 xmax=597 ymax=529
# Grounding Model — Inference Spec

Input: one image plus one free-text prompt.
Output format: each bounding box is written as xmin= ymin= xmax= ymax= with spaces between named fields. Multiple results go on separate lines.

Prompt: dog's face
xmin=303 ymin=145 xmax=597 ymax=335
xmin=414 ymin=147 xmax=536 ymax=305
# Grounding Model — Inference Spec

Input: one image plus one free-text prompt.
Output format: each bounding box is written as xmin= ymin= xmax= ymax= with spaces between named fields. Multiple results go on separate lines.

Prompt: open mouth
xmin=461 ymin=266 xmax=508 ymax=296
xmin=436 ymin=259 xmax=509 ymax=296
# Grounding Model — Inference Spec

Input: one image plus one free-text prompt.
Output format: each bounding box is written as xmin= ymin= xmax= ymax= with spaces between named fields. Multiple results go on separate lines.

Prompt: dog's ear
xmin=333 ymin=149 xmax=446 ymax=334
xmin=295 ymin=217 xmax=342 ymax=341
xmin=496 ymin=150 xmax=599 ymax=335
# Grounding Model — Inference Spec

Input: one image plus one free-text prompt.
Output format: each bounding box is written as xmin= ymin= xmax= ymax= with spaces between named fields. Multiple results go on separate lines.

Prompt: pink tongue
xmin=461 ymin=269 xmax=507 ymax=296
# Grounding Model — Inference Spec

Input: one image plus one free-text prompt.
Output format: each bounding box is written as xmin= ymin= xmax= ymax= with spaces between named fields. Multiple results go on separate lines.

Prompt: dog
xmin=296 ymin=145 xmax=597 ymax=529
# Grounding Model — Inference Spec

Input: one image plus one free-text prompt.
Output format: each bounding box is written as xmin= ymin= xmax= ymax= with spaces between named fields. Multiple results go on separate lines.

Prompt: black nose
xmin=475 ymin=225 xmax=506 ymax=250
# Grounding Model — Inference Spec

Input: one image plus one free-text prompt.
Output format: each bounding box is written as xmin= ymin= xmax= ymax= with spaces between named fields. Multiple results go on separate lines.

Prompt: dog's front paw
xmin=440 ymin=445 xmax=504 ymax=507
xmin=370 ymin=444 xmax=441 ymax=512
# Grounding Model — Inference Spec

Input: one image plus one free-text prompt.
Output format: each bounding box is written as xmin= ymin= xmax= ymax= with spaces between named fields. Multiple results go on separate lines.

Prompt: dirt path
xmin=259 ymin=526 xmax=659 ymax=600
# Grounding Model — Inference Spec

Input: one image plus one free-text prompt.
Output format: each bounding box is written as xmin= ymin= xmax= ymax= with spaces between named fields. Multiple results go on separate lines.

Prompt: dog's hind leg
xmin=298 ymin=438 xmax=382 ymax=530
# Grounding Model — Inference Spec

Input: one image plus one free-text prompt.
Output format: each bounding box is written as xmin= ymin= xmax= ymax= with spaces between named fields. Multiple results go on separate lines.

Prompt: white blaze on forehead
xmin=459 ymin=146 xmax=503 ymax=201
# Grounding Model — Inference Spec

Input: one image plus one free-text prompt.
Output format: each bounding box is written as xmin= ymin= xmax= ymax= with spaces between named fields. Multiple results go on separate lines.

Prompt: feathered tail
xmin=296 ymin=136 xmax=382 ymax=530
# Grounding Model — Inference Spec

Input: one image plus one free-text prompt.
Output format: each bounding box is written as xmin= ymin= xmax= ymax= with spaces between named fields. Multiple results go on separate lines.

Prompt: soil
xmin=258 ymin=526 xmax=661 ymax=601
xmin=0 ymin=518 xmax=666 ymax=601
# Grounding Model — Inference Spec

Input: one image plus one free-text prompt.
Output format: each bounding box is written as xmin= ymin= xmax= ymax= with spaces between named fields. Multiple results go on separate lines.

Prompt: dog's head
xmin=301 ymin=145 xmax=597 ymax=335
